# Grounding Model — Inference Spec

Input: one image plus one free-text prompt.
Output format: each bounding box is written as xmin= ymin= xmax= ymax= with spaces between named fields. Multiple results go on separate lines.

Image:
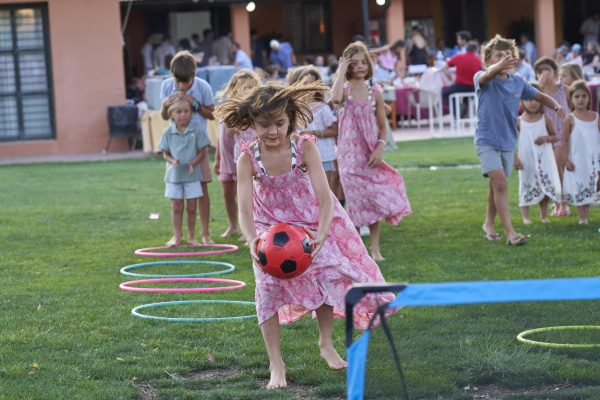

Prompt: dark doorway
xmin=442 ymin=0 xmax=486 ymax=44
xmin=563 ymin=0 xmax=600 ymax=45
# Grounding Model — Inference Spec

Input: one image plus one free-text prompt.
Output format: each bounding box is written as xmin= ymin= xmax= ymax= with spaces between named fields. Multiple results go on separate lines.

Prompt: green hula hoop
xmin=517 ymin=325 xmax=600 ymax=349
xmin=120 ymin=260 xmax=235 ymax=278
xmin=131 ymin=300 xmax=257 ymax=323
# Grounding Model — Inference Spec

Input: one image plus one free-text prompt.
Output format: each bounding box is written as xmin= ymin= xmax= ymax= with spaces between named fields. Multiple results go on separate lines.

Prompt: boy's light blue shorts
xmin=322 ymin=160 xmax=336 ymax=172
xmin=165 ymin=181 xmax=203 ymax=200
xmin=476 ymin=144 xmax=514 ymax=177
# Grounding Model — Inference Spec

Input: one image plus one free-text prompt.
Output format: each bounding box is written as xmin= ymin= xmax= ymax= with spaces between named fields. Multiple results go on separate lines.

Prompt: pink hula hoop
xmin=134 ymin=243 xmax=239 ymax=257
xmin=119 ymin=277 xmax=246 ymax=293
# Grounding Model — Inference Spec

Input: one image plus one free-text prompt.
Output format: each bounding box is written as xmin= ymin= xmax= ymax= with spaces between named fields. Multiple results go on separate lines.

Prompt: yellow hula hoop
xmin=517 ymin=325 xmax=600 ymax=349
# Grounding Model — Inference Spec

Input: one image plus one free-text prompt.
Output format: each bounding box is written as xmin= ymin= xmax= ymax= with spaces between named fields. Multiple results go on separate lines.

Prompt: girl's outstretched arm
xmin=237 ymin=153 xmax=260 ymax=264
xmin=303 ymin=139 xmax=333 ymax=257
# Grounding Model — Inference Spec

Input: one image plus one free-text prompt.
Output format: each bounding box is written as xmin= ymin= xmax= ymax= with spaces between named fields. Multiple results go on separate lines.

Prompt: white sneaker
xmin=359 ymin=226 xmax=370 ymax=237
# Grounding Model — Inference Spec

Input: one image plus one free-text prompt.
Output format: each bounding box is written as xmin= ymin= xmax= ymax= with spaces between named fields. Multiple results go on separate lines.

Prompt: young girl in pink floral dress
xmin=332 ymin=41 xmax=411 ymax=261
xmin=215 ymin=81 xmax=395 ymax=390
xmin=214 ymin=70 xmax=261 ymax=237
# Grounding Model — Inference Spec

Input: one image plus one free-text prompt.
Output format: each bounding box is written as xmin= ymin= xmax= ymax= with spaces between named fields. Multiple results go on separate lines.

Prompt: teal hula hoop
xmin=120 ymin=260 xmax=235 ymax=278
xmin=131 ymin=300 xmax=257 ymax=323
xmin=517 ymin=325 xmax=600 ymax=349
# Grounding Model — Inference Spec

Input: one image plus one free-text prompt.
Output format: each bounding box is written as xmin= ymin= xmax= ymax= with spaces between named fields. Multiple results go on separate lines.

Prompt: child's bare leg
xmin=577 ymin=205 xmax=589 ymax=224
xmin=483 ymin=181 xmax=499 ymax=237
xmin=368 ymin=221 xmax=384 ymax=261
xmin=539 ymin=197 xmax=549 ymax=223
xmin=198 ymin=182 xmax=214 ymax=244
xmin=553 ymin=147 xmax=569 ymax=214
xmin=260 ymin=314 xmax=286 ymax=389
xmin=186 ymin=197 xmax=199 ymax=245
xmin=488 ymin=170 xmax=522 ymax=243
xmin=168 ymin=199 xmax=184 ymax=247
xmin=521 ymin=205 xmax=531 ymax=224
xmin=315 ymin=304 xmax=346 ymax=370
xmin=220 ymin=180 xmax=239 ymax=237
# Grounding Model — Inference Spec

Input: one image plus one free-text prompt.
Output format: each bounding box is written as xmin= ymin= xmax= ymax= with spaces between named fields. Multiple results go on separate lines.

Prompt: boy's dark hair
xmin=456 ymin=30 xmax=472 ymax=41
xmin=533 ymin=56 xmax=558 ymax=73
xmin=466 ymin=41 xmax=478 ymax=53
xmin=170 ymin=51 xmax=197 ymax=82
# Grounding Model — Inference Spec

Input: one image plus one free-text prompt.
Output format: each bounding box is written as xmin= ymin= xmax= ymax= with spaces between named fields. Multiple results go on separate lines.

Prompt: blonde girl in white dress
xmin=561 ymin=80 xmax=600 ymax=224
xmin=514 ymin=92 xmax=562 ymax=224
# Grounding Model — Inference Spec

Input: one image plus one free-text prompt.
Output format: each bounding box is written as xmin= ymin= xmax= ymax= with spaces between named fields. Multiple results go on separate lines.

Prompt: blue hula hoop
xmin=131 ymin=300 xmax=257 ymax=323
xmin=120 ymin=260 xmax=236 ymax=278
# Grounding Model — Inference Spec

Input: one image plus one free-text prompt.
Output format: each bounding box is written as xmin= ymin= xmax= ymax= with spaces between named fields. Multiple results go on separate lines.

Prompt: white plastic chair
xmin=449 ymin=92 xmax=477 ymax=129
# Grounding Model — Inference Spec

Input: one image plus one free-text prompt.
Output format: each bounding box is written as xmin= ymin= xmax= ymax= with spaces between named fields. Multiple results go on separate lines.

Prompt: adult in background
xmin=580 ymin=12 xmax=600 ymax=47
xmin=454 ymin=30 xmax=472 ymax=55
xmin=515 ymin=48 xmax=536 ymax=82
xmin=212 ymin=33 xmax=233 ymax=65
xmin=519 ymin=33 xmax=538 ymax=64
xmin=231 ymin=42 xmax=253 ymax=70
xmin=153 ymin=35 xmax=176 ymax=70
xmin=141 ymin=35 xmax=155 ymax=73
xmin=370 ymin=40 xmax=406 ymax=81
xmin=197 ymin=29 xmax=213 ymax=67
xmin=250 ymin=29 xmax=265 ymax=68
xmin=269 ymin=39 xmax=295 ymax=77
xmin=408 ymin=26 xmax=429 ymax=66
xmin=442 ymin=41 xmax=482 ymax=108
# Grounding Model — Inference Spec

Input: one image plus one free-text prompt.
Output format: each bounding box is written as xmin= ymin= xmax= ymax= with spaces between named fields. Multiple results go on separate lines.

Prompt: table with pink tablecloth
xmin=395 ymin=86 xmax=448 ymax=120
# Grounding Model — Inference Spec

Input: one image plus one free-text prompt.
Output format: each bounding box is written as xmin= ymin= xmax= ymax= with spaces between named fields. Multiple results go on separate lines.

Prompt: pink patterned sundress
xmin=243 ymin=134 xmax=394 ymax=329
xmin=217 ymin=122 xmax=237 ymax=182
xmin=337 ymin=82 xmax=412 ymax=227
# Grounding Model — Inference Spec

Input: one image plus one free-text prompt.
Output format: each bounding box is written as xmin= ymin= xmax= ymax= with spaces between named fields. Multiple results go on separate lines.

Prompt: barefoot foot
xmin=166 ymin=236 xmax=181 ymax=248
xmin=202 ymin=236 xmax=215 ymax=245
xmin=522 ymin=218 xmax=532 ymax=225
xmin=187 ymin=238 xmax=201 ymax=246
xmin=220 ymin=226 xmax=240 ymax=238
xmin=371 ymin=251 xmax=385 ymax=262
xmin=266 ymin=362 xmax=287 ymax=389
xmin=319 ymin=344 xmax=347 ymax=370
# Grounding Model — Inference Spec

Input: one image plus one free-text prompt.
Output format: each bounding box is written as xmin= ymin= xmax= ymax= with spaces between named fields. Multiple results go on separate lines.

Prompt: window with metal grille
xmin=283 ymin=1 xmax=331 ymax=54
xmin=0 ymin=4 xmax=54 ymax=141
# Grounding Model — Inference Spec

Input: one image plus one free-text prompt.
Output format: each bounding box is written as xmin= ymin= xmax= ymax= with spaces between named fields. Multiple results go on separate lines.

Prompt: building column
xmin=534 ymin=0 xmax=556 ymax=58
xmin=230 ymin=4 xmax=251 ymax=54
xmin=386 ymin=0 xmax=405 ymax=73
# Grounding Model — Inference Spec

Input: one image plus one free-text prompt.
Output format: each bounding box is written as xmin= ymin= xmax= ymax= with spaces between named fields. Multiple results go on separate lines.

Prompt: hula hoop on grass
xmin=119 ymin=277 xmax=246 ymax=293
xmin=131 ymin=299 xmax=257 ymax=323
xmin=120 ymin=260 xmax=236 ymax=278
xmin=134 ymin=243 xmax=239 ymax=257
xmin=517 ymin=325 xmax=600 ymax=349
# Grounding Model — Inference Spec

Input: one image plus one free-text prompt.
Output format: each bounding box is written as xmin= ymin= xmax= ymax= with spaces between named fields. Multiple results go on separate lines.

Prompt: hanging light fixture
xmin=376 ymin=0 xmax=386 ymax=6
xmin=246 ymin=1 xmax=256 ymax=12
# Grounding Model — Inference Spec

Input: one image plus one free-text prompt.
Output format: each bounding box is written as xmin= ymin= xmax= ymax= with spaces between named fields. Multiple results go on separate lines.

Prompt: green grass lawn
xmin=1 ymin=137 xmax=600 ymax=400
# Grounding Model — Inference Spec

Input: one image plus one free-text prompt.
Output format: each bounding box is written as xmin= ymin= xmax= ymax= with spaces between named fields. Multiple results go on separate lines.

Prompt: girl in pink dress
xmin=215 ymin=81 xmax=395 ymax=390
xmin=214 ymin=70 xmax=261 ymax=237
xmin=332 ymin=41 xmax=411 ymax=261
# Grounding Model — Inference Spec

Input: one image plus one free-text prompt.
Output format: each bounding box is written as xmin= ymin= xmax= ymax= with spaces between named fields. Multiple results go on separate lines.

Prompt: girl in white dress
xmin=561 ymin=80 xmax=600 ymax=224
xmin=514 ymin=90 xmax=562 ymax=224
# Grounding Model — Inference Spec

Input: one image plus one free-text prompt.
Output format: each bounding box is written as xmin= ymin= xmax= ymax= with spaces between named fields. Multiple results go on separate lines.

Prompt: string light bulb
xmin=246 ymin=2 xmax=256 ymax=12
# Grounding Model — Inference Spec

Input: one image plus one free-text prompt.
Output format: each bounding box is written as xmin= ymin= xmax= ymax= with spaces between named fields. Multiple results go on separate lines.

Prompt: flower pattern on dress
xmin=562 ymin=114 xmax=600 ymax=206
xmin=517 ymin=117 xmax=562 ymax=207
xmin=242 ymin=134 xmax=395 ymax=330
xmin=337 ymin=82 xmax=412 ymax=226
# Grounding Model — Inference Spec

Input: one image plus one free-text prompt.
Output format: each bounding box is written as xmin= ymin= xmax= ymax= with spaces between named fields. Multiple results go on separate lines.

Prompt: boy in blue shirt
xmin=475 ymin=35 xmax=565 ymax=246
xmin=160 ymin=51 xmax=215 ymax=244
xmin=159 ymin=94 xmax=210 ymax=247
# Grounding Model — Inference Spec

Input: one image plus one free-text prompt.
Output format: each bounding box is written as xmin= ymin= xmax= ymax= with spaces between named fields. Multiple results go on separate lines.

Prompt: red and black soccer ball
xmin=256 ymin=223 xmax=314 ymax=279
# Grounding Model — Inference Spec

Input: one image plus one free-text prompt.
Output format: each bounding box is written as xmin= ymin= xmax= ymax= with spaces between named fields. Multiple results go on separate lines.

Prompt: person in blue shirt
xmin=160 ymin=50 xmax=215 ymax=244
xmin=269 ymin=39 xmax=295 ymax=77
xmin=159 ymin=93 xmax=211 ymax=247
xmin=475 ymin=35 xmax=565 ymax=246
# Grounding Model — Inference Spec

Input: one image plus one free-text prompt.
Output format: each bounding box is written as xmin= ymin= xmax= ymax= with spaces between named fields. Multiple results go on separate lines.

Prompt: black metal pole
xmin=361 ymin=0 xmax=370 ymax=46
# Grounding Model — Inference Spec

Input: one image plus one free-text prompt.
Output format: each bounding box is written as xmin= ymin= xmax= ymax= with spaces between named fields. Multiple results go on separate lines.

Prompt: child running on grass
xmin=159 ymin=93 xmax=210 ymax=247
xmin=215 ymin=80 xmax=395 ymax=389
xmin=475 ymin=35 xmax=565 ymax=245
xmin=514 ymin=84 xmax=562 ymax=224
xmin=561 ymin=80 xmax=600 ymax=224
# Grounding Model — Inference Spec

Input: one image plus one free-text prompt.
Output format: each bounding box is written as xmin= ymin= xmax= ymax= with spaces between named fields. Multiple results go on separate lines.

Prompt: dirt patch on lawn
xmin=133 ymin=381 xmax=158 ymax=400
xmin=181 ymin=367 xmax=242 ymax=381
xmin=463 ymin=383 xmax=585 ymax=399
